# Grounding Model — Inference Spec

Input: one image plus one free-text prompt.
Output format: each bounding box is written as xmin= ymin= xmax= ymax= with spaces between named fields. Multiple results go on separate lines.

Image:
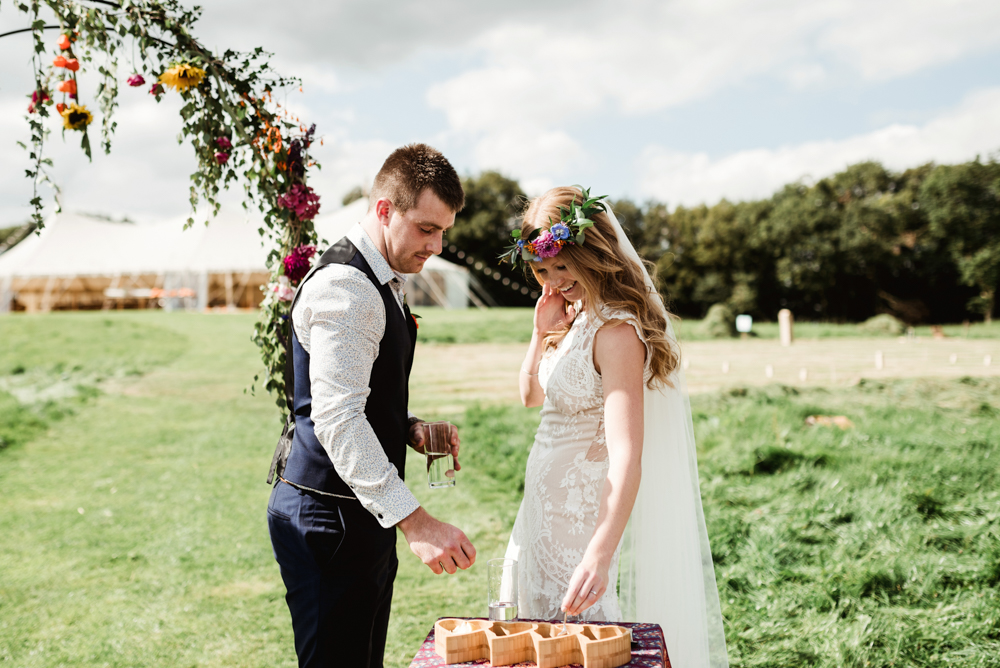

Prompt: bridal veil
xmin=604 ymin=201 xmax=730 ymax=668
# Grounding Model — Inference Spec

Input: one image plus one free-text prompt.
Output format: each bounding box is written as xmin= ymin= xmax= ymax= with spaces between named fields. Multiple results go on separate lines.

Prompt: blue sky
xmin=2 ymin=0 xmax=1000 ymax=225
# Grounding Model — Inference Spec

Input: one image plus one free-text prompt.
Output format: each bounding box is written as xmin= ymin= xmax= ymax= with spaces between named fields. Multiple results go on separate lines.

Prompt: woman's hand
xmin=561 ymin=552 xmax=610 ymax=616
xmin=533 ymin=282 xmax=577 ymax=334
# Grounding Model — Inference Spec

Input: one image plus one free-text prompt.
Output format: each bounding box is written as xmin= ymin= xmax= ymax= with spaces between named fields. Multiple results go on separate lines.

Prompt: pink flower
xmin=283 ymin=244 xmax=318 ymax=284
xmin=215 ymin=136 xmax=232 ymax=149
xmin=268 ymin=280 xmax=295 ymax=302
xmin=127 ymin=74 xmax=145 ymax=87
xmin=149 ymin=83 xmax=164 ymax=96
xmin=214 ymin=152 xmax=229 ymax=164
xmin=277 ymin=184 xmax=321 ymax=221
xmin=531 ymin=231 xmax=562 ymax=258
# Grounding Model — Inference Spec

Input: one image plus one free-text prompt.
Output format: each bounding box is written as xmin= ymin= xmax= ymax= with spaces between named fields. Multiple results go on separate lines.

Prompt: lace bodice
xmin=505 ymin=305 xmax=650 ymax=621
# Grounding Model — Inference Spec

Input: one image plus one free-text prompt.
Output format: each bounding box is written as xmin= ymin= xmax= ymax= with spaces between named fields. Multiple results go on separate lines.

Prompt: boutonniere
xmin=411 ymin=313 xmax=421 ymax=329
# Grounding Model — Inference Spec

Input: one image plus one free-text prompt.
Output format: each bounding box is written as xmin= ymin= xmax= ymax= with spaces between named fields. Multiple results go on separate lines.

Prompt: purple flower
xmin=283 ymin=244 xmax=318 ymax=283
xmin=550 ymin=223 xmax=571 ymax=241
xmin=531 ymin=231 xmax=562 ymax=258
xmin=277 ymin=183 xmax=322 ymax=221
xmin=127 ymin=74 xmax=145 ymax=87
xmin=215 ymin=136 xmax=232 ymax=149
xmin=214 ymin=152 xmax=230 ymax=164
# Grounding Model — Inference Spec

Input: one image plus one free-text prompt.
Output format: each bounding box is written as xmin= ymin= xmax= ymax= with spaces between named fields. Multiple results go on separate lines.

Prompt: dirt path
xmin=410 ymin=336 xmax=1000 ymax=412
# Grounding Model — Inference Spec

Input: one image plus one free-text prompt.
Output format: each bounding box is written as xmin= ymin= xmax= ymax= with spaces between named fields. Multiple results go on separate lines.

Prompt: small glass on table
xmin=487 ymin=558 xmax=518 ymax=621
xmin=423 ymin=420 xmax=456 ymax=488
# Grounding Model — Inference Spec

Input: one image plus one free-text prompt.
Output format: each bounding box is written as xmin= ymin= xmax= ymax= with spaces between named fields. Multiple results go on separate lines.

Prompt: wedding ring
xmin=588 ymin=590 xmax=598 ymax=597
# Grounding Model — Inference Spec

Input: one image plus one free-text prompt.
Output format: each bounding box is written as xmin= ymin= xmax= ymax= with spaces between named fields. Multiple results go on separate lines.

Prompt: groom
xmin=267 ymin=143 xmax=476 ymax=668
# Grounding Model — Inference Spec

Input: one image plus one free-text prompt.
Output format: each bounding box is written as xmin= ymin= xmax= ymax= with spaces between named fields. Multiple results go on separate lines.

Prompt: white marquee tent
xmin=0 ymin=197 xmax=474 ymax=313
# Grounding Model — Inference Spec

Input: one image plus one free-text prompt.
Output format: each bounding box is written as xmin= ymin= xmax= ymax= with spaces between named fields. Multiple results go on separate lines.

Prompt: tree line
xmin=445 ymin=157 xmax=1000 ymax=323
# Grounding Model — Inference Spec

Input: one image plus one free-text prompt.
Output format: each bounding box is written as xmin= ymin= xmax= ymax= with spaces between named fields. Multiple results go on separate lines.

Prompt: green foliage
xmin=857 ymin=313 xmax=906 ymax=336
xmin=921 ymin=159 xmax=1000 ymax=322
xmin=699 ymin=303 xmax=737 ymax=338
xmin=439 ymin=171 xmax=532 ymax=306
xmin=427 ymin=158 xmax=996 ymax=325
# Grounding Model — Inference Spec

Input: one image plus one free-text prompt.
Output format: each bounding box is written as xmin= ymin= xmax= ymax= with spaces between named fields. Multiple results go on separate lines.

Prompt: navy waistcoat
xmin=281 ymin=237 xmax=417 ymax=499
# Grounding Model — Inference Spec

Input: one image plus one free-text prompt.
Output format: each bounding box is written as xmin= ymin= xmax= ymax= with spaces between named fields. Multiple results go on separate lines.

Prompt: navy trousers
xmin=268 ymin=480 xmax=398 ymax=668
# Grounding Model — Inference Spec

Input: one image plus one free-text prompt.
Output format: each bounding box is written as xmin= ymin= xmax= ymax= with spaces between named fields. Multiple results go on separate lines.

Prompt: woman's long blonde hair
xmin=522 ymin=186 xmax=678 ymax=388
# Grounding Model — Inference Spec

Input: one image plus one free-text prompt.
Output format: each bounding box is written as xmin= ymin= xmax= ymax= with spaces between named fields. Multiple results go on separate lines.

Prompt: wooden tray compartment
xmin=434 ymin=619 xmax=631 ymax=668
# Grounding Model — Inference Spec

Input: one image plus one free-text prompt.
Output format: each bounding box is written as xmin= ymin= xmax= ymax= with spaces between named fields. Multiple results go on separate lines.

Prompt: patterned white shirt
xmin=292 ymin=223 xmax=420 ymax=528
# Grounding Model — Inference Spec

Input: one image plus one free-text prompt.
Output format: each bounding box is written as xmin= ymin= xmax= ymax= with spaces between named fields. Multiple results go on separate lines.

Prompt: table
xmin=407 ymin=618 xmax=670 ymax=668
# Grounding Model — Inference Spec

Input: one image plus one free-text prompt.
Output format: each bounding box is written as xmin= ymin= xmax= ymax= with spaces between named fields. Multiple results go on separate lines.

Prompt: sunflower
xmin=158 ymin=64 xmax=207 ymax=91
xmin=61 ymin=102 xmax=93 ymax=131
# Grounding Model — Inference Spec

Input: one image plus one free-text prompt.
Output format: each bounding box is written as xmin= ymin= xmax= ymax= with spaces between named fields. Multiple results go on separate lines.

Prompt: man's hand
xmin=397 ymin=507 xmax=476 ymax=574
xmin=407 ymin=421 xmax=462 ymax=472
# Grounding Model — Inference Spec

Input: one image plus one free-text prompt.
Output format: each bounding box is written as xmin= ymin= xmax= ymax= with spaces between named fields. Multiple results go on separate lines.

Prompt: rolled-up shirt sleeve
xmin=293 ymin=266 xmax=420 ymax=528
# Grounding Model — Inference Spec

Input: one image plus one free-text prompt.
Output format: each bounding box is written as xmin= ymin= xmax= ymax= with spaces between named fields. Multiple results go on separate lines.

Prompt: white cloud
xmin=819 ymin=0 xmax=1000 ymax=80
xmin=637 ymin=87 xmax=1000 ymax=207
xmin=424 ymin=0 xmax=1000 ymax=187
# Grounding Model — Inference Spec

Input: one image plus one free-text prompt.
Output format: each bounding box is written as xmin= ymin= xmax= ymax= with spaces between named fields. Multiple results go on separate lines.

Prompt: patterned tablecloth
xmin=407 ymin=618 xmax=670 ymax=668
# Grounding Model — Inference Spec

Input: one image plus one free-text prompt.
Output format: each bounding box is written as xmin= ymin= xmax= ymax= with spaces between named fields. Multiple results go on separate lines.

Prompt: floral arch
xmin=7 ymin=0 xmax=324 ymax=410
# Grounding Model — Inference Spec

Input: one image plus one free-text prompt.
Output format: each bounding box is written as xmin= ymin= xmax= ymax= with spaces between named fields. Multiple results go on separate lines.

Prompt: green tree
xmin=440 ymin=171 xmax=531 ymax=306
xmin=921 ymin=159 xmax=1000 ymax=322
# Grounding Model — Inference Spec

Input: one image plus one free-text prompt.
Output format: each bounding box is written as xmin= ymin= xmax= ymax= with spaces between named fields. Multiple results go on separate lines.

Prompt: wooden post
xmin=778 ymin=309 xmax=793 ymax=347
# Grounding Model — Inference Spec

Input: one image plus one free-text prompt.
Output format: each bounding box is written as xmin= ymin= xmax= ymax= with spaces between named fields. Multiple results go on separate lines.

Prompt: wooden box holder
xmin=434 ymin=619 xmax=490 ymax=664
xmin=434 ymin=619 xmax=631 ymax=668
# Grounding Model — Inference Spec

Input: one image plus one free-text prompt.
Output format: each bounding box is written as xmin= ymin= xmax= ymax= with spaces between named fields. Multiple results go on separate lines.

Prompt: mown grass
xmin=1 ymin=311 xmax=998 ymax=667
xmin=414 ymin=307 xmax=1000 ymax=344
xmin=0 ymin=314 xmax=187 ymax=451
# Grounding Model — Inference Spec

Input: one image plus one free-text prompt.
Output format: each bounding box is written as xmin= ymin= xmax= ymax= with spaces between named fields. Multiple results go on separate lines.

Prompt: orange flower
xmin=56 ymin=102 xmax=66 ymax=113
xmin=65 ymin=58 xmax=80 ymax=72
xmin=53 ymin=56 xmax=68 ymax=68
xmin=57 ymin=79 xmax=77 ymax=95
xmin=57 ymin=34 xmax=71 ymax=50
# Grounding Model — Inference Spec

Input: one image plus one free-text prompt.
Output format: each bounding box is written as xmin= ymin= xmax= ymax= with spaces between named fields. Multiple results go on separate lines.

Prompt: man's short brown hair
xmin=369 ymin=143 xmax=465 ymax=214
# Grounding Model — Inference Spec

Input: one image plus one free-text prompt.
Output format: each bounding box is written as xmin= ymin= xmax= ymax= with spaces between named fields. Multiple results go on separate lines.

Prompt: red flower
xmin=57 ymin=34 xmax=71 ymax=50
xmin=215 ymin=136 xmax=232 ymax=149
xmin=53 ymin=56 xmax=68 ymax=68
xmin=57 ymin=79 xmax=76 ymax=95
xmin=127 ymin=74 xmax=145 ymax=87
xmin=282 ymin=245 xmax=318 ymax=284
xmin=411 ymin=314 xmax=420 ymax=329
xmin=214 ymin=152 xmax=230 ymax=165
xmin=56 ymin=102 xmax=66 ymax=113
xmin=65 ymin=58 xmax=80 ymax=72
xmin=149 ymin=83 xmax=164 ymax=96
xmin=277 ymin=184 xmax=321 ymax=221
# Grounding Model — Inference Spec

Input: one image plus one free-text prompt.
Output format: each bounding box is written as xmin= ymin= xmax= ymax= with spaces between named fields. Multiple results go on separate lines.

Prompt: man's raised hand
xmin=397 ymin=507 xmax=476 ymax=574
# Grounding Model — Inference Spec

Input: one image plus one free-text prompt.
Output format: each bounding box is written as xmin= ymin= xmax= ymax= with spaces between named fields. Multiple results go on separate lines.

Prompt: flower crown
xmin=500 ymin=187 xmax=608 ymax=267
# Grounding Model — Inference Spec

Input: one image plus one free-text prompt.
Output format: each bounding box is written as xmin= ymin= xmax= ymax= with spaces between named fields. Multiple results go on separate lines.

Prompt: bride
xmin=502 ymin=186 xmax=728 ymax=668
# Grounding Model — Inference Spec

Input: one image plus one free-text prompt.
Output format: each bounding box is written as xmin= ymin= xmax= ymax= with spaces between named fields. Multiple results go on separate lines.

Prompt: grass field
xmin=1 ymin=309 xmax=998 ymax=667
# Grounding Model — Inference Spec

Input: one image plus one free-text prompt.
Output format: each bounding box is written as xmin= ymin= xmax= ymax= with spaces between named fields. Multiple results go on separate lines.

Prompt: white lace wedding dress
xmin=504 ymin=304 xmax=651 ymax=621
